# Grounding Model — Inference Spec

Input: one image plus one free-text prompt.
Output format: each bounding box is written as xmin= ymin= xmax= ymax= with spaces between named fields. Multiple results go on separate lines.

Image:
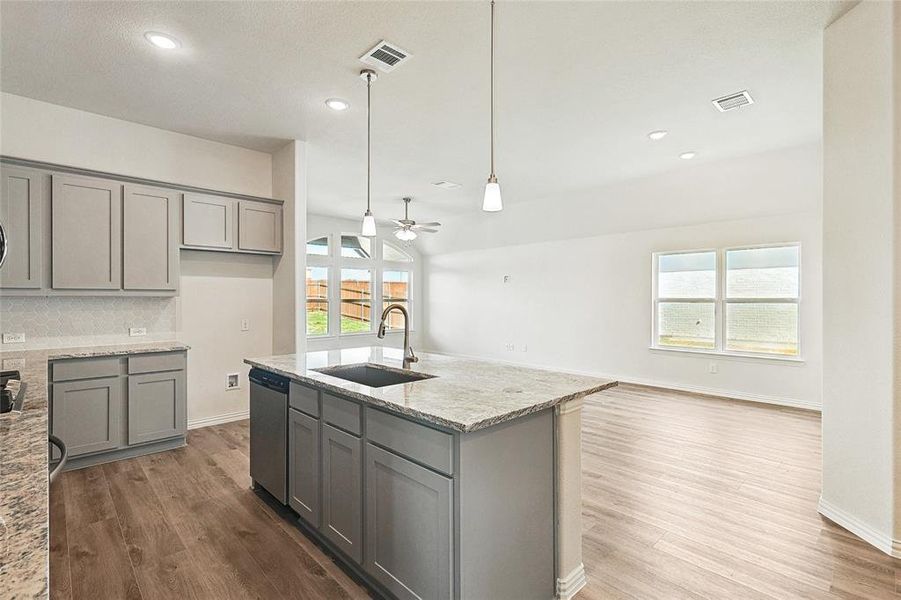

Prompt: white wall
xmin=272 ymin=140 xmax=307 ymax=355
xmin=424 ymin=212 xmax=822 ymax=409
xmin=821 ymin=0 xmax=897 ymax=550
xmin=0 ymin=93 xmax=272 ymax=197
xmin=0 ymin=94 xmax=280 ymax=426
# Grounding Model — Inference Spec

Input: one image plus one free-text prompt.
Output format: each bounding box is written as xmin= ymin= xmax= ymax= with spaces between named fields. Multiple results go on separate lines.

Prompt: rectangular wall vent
xmin=432 ymin=181 xmax=461 ymax=190
xmin=712 ymin=90 xmax=754 ymax=112
xmin=360 ymin=40 xmax=412 ymax=73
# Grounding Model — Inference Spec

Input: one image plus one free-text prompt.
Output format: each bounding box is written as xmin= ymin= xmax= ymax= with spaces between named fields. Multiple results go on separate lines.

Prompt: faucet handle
xmin=408 ymin=347 xmax=419 ymax=363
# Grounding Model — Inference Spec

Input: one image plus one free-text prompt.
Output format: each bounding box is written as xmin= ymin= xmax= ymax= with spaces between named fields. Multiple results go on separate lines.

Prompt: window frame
xmin=305 ymin=233 xmax=415 ymax=339
xmin=651 ymin=242 xmax=802 ymax=361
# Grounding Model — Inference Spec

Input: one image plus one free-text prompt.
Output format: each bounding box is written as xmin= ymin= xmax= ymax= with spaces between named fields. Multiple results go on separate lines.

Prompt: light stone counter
xmin=0 ymin=340 xmax=189 ymax=599
xmin=244 ymin=346 xmax=617 ymax=433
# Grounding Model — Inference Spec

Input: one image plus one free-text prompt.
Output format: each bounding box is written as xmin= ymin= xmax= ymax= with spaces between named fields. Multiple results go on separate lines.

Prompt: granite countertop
xmin=0 ymin=340 xmax=190 ymax=599
xmin=245 ymin=346 xmax=617 ymax=433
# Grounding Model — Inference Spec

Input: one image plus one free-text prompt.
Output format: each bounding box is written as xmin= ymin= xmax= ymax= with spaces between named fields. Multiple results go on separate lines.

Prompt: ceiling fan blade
xmin=390 ymin=220 xmax=405 ymax=227
xmin=416 ymin=222 xmax=441 ymax=227
xmin=417 ymin=228 xmax=439 ymax=233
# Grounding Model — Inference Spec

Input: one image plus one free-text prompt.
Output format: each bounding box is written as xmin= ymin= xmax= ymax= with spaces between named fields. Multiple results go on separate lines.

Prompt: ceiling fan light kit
xmin=392 ymin=197 xmax=441 ymax=242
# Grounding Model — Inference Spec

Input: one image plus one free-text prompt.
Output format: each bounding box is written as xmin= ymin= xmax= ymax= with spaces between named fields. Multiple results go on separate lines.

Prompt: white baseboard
xmin=188 ymin=409 xmax=249 ymax=430
xmin=556 ymin=563 xmax=587 ymax=600
xmin=817 ymin=496 xmax=900 ymax=557
xmin=422 ymin=349 xmax=820 ymax=412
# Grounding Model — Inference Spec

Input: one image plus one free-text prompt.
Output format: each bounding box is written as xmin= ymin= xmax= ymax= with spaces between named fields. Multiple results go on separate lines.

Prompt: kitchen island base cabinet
xmin=288 ymin=408 xmax=321 ymax=526
xmin=365 ymin=443 xmax=452 ymax=600
xmin=321 ymin=423 xmax=363 ymax=563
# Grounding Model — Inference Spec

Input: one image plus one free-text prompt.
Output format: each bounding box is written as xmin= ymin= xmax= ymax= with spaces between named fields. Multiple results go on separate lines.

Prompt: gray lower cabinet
xmin=51 ymin=376 xmax=123 ymax=457
xmin=0 ymin=166 xmax=42 ymax=289
xmin=321 ymin=423 xmax=363 ymax=562
xmin=127 ymin=369 xmax=186 ymax=445
xmin=365 ymin=443 xmax=453 ymax=600
xmin=51 ymin=174 xmax=123 ymax=290
xmin=123 ymin=184 xmax=179 ymax=291
xmin=289 ymin=408 xmax=320 ymax=526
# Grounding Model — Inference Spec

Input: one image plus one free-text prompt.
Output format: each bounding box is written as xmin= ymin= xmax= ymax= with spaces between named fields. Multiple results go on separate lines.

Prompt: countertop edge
xmin=244 ymin=357 xmax=617 ymax=433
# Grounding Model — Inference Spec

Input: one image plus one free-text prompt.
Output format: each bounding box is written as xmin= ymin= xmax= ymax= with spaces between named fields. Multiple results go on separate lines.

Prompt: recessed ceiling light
xmin=680 ymin=151 xmax=697 ymax=160
xmin=648 ymin=130 xmax=668 ymax=141
xmin=144 ymin=31 xmax=180 ymax=50
xmin=325 ymin=98 xmax=350 ymax=111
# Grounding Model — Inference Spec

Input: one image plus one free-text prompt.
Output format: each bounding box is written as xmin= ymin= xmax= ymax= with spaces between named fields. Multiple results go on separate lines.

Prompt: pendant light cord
xmin=490 ymin=0 xmax=495 ymax=178
xmin=367 ymin=71 xmax=372 ymax=213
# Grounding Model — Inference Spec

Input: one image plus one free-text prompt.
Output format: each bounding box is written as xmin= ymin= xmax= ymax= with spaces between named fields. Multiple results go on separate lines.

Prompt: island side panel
xmin=555 ymin=397 xmax=587 ymax=599
xmin=457 ymin=408 xmax=555 ymax=600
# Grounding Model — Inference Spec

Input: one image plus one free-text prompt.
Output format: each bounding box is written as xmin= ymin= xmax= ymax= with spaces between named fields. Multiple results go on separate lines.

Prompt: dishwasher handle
xmin=249 ymin=368 xmax=289 ymax=394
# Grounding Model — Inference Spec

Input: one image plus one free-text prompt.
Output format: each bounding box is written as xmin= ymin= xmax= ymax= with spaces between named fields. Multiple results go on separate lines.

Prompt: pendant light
xmin=360 ymin=68 xmax=378 ymax=237
xmin=482 ymin=0 xmax=503 ymax=212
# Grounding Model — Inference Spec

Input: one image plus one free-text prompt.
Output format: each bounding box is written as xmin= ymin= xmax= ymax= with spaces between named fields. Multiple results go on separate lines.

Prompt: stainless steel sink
xmin=314 ymin=363 xmax=436 ymax=388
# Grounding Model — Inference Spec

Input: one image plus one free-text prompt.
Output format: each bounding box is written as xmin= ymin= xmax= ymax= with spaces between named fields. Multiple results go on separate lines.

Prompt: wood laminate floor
xmin=49 ymin=384 xmax=901 ymax=599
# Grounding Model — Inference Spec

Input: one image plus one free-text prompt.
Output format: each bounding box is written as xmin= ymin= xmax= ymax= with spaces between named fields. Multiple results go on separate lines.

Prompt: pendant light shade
xmin=361 ymin=210 xmax=377 ymax=237
xmin=483 ymin=177 xmax=502 ymax=212
xmin=482 ymin=0 xmax=503 ymax=212
xmin=360 ymin=69 xmax=378 ymax=236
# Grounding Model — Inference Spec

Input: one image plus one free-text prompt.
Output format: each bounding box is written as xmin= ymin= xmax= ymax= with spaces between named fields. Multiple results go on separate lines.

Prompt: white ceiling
xmin=0 ymin=1 xmax=851 ymax=221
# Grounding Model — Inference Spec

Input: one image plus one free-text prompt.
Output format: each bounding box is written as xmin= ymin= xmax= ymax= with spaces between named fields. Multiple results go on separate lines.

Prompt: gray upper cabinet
xmin=51 ymin=376 xmax=123 ymax=457
xmin=127 ymin=369 xmax=186 ymax=445
xmin=289 ymin=408 xmax=321 ymax=527
xmin=51 ymin=174 xmax=122 ymax=289
xmin=182 ymin=193 xmax=235 ymax=250
xmin=123 ymin=184 xmax=179 ymax=291
xmin=321 ymin=423 xmax=363 ymax=562
xmin=238 ymin=200 xmax=282 ymax=253
xmin=365 ymin=443 xmax=453 ymax=600
xmin=0 ymin=167 xmax=42 ymax=289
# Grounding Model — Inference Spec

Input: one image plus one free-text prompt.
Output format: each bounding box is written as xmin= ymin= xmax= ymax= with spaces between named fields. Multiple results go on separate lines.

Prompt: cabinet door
xmin=321 ymin=423 xmax=362 ymax=562
xmin=183 ymin=193 xmax=234 ymax=250
xmin=238 ymin=200 xmax=282 ymax=253
xmin=51 ymin=376 xmax=123 ymax=457
xmin=123 ymin=184 xmax=179 ymax=291
xmin=0 ymin=167 xmax=42 ymax=288
xmin=289 ymin=408 xmax=321 ymax=527
xmin=365 ymin=444 xmax=453 ymax=600
xmin=127 ymin=370 xmax=186 ymax=445
xmin=51 ymin=174 xmax=122 ymax=289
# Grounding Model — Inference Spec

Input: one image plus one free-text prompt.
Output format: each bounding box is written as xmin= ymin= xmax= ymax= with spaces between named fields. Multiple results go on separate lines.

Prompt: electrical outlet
xmin=2 ymin=358 xmax=25 ymax=370
xmin=504 ymin=343 xmax=514 ymax=351
xmin=2 ymin=333 xmax=25 ymax=344
xmin=226 ymin=373 xmax=240 ymax=390
xmin=241 ymin=319 xmax=250 ymax=332
xmin=129 ymin=327 xmax=147 ymax=337
xmin=708 ymin=362 xmax=718 ymax=374
xmin=503 ymin=275 xmax=511 ymax=283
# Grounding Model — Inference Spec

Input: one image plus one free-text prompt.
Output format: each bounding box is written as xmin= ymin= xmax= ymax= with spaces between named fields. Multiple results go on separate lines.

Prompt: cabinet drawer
xmin=51 ymin=357 xmax=121 ymax=382
xmin=322 ymin=393 xmax=361 ymax=436
xmin=128 ymin=352 xmax=186 ymax=374
xmin=366 ymin=408 xmax=454 ymax=476
xmin=289 ymin=382 xmax=319 ymax=417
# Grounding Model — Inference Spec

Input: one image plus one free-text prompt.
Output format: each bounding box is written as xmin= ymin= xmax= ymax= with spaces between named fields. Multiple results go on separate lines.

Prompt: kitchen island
xmin=245 ymin=346 xmax=616 ymax=600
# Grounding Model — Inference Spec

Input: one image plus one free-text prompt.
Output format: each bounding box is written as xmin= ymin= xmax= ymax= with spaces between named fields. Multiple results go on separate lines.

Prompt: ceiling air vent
xmin=432 ymin=181 xmax=461 ymax=190
xmin=712 ymin=90 xmax=754 ymax=112
xmin=360 ymin=40 xmax=412 ymax=73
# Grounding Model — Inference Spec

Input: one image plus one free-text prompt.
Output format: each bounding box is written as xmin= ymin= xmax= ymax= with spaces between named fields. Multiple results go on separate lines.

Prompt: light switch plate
xmin=241 ymin=319 xmax=249 ymax=332
xmin=2 ymin=333 xmax=25 ymax=344
xmin=129 ymin=327 xmax=147 ymax=337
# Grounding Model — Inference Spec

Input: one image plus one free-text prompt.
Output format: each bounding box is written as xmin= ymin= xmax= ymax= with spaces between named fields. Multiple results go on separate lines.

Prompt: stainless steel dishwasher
xmin=249 ymin=368 xmax=288 ymax=504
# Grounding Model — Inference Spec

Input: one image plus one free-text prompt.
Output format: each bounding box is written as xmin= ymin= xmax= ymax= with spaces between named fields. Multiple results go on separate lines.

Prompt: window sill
xmin=648 ymin=346 xmax=805 ymax=364
xmin=307 ymin=330 xmax=408 ymax=340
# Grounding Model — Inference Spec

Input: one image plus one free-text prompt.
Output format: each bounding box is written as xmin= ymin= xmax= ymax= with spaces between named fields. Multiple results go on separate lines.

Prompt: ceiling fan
xmin=391 ymin=197 xmax=440 ymax=241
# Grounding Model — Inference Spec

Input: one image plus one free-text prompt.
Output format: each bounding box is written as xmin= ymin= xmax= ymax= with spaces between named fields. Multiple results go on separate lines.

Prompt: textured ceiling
xmin=0 ymin=1 xmax=851 ymax=220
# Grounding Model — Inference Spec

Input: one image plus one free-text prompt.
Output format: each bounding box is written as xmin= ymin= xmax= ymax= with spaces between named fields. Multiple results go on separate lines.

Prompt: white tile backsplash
xmin=0 ymin=296 xmax=177 ymax=349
